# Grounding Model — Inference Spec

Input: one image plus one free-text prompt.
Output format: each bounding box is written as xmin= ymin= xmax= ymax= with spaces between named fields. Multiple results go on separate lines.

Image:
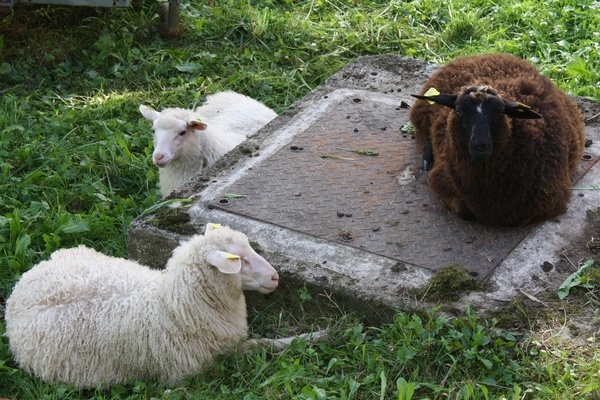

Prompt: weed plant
xmin=1 ymin=0 xmax=599 ymax=398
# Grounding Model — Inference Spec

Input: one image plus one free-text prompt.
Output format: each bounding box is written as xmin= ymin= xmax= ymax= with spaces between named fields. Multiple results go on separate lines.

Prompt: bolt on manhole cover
xmin=211 ymin=95 xmax=598 ymax=281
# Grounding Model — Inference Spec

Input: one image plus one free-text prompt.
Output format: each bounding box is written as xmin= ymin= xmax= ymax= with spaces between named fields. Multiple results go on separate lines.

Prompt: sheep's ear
xmin=503 ymin=100 xmax=542 ymax=119
xmin=205 ymin=250 xmax=242 ymax=274
xmin=411 ymin=94 xmax=458 ymax=109
xmin=139 ymin=105 xmax=161 ymax=121
xmin=188 ymin=119 xmax=207 ymax=131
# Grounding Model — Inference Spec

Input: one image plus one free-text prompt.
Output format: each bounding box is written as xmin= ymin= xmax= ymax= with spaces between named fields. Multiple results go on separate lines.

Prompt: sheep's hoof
xmin=422 ymin=158 xmax=432 ymax=171
xmin=458 ymin=208 xmax=476 ymax=221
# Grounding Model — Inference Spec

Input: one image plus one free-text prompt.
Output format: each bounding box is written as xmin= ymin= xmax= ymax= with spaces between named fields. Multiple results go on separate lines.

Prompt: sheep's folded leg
xmin=238 ymin=330 xmax=328 ymax=352
xmin=422 ymin=139 xmax=434 ymax=171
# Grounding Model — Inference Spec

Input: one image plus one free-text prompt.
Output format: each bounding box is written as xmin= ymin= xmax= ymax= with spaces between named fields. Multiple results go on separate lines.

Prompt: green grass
xmin=1 ymin=0 xmax=600 ymax=398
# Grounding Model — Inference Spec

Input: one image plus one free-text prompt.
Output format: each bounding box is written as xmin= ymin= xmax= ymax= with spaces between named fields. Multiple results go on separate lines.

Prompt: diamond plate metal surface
xmin=211 ymin=96 xmax=598 ymax=281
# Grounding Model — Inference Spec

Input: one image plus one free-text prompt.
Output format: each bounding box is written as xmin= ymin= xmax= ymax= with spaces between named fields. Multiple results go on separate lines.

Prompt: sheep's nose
xmin=473 ymin=143 xmax=490 ymax=152
xmin=272 ymin=272 xmax=280 ymax=282
xmin=154 ymin=153 xmax=168 ymax=167
xmin=469 ymin=140 xmax=493 ymax=160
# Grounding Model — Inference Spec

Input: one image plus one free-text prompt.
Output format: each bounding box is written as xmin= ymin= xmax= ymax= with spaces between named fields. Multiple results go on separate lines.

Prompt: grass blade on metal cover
xmin=140 ymin=198 xmax=192 ymax=217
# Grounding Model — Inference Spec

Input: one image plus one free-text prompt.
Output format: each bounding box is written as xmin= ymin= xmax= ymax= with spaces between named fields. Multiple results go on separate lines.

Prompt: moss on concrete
xmin=150 ymin=206 xmax=198 ymax=236
xmin=418 ymin=264 xmax=479 ymax=302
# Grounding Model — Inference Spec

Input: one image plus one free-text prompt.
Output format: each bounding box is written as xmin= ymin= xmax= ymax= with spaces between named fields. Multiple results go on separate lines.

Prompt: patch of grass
xmin=1 ymin=0 xmax=599 ymax=398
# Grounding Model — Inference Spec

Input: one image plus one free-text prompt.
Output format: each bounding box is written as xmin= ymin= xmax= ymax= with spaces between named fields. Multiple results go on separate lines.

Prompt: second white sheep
xmin=140 ymin=91 xmax=277 ymax=197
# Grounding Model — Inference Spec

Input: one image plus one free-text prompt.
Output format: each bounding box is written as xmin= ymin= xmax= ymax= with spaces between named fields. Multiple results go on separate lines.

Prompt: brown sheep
xmin=409 ymin=53 xmax=586 ymax=226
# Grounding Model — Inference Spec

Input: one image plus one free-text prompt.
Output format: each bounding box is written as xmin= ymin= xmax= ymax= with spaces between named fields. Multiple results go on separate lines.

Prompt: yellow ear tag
xmin=225 ymin=253 xmax=240 ymax=260
xmin=207 ymin=223 xmax=222 ymax=229
xmin=424 ymin=87 xmax=440 ymax=105
xmin=516 ymin=102 xmax=531 ymax=111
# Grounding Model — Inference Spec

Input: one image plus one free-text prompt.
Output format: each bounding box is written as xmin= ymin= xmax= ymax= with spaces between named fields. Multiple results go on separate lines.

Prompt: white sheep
xmin=4 ymin=224 xmax=280 ymax=387
xmin=140 ymin=91 xmax=277 ymax=197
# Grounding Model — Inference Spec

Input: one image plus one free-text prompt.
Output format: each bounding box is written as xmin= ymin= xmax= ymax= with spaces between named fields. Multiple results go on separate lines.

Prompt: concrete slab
xmin=127 ymin=55 xmax=600 ymax=318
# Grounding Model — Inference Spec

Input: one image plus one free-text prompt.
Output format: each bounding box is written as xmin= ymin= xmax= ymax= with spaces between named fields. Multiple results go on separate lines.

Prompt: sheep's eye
xmin=455 ymin=107 xmax=463 ymax=116
xmin=178 ymin=130 xmax=187 ymax=136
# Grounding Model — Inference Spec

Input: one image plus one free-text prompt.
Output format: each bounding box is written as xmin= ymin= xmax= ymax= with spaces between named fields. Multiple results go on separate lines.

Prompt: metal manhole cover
xmin=211 ymin=95 xmax=598 ymax=281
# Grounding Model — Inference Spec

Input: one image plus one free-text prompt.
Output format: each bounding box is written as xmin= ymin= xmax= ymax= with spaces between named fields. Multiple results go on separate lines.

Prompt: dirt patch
xmin=501 ymin=206 xmax=600 ymax=344
xmin=552 ymin=207 xmax=600 ymax=288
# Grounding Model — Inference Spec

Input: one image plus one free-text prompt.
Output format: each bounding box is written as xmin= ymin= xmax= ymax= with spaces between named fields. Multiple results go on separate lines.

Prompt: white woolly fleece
xmin=4 ymin=227 xmax=257 ymax=387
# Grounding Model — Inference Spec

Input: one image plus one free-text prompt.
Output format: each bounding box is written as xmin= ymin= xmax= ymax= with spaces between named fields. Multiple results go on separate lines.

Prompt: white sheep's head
xmin=411 ymin=86 xmax=541 ymax=161
xmin=204 ymin=224 xmax=279 ymax=294
xmin=139 ymin=105 xmax=208 ymax=168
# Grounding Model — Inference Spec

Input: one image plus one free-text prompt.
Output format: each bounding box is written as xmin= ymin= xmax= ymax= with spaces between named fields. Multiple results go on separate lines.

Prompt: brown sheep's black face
xmin=411 ymin=85 xmax=542 ymax=165
xmin=455 ymin=88 xmax=505 ymax=161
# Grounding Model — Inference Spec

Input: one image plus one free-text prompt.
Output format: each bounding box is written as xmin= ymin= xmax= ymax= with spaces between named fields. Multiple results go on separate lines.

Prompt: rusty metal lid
xmin=211 ymin=95 xmax=596 ymax=281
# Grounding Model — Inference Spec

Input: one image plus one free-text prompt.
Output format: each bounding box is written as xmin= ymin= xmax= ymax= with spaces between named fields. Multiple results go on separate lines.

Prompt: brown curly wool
xmin=409 ymin=53 xmax=586 ymax=226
